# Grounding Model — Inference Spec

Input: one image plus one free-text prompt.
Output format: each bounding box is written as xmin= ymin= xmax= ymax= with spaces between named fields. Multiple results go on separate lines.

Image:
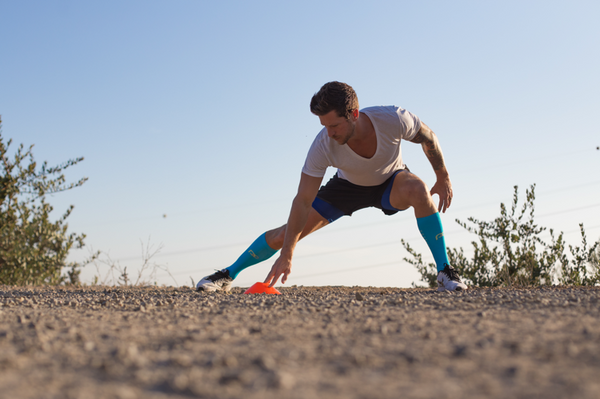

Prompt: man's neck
xmin=346 ymin=112 xmax=376 ymax=158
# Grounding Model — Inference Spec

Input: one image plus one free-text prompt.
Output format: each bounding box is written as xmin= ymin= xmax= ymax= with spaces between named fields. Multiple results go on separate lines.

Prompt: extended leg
xmin=264 ymin=207 xmax=330 ymax=250
xmin=226 ymin=208 xmax=328 ymax=279
xmin=197 ymin=208 xmax=328 ymax=291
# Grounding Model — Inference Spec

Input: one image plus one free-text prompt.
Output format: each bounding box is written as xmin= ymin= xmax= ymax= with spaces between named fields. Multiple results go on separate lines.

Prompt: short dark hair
xmin=310 ymin=81 xmax=359 ymax=119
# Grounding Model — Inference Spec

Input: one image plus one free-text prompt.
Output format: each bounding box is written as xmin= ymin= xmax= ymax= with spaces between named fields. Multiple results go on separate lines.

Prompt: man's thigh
xmin=266 ymin=207 xmax=328 ymax=249
xmin=313 ymin=174 xmax=384 ymax=219
xmin=300 ymin=207 xmax=329 ymax=239
xmin=388 ymin=171 xmax=432 ymax=211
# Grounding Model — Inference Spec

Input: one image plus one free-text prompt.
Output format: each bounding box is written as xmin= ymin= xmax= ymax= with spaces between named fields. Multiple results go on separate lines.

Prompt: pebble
xmin=0 ymin=285 xmax=598 ymax=399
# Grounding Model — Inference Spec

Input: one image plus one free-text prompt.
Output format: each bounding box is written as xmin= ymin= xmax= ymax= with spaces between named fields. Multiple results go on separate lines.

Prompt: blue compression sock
xmin=225 ymin=233 xmax=279 ymax=279
xmin=416 ymin=212 xmax=450 ymax=273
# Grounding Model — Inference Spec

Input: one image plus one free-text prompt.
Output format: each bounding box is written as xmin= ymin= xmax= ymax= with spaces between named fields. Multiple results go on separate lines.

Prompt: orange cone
xmin=244 ymin=282 xmax=282 ymax=295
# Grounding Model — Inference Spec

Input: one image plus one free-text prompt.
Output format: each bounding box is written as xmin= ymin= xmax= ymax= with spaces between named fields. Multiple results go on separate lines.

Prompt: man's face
xmin=318 ymin=110 xmax=357 ymax=145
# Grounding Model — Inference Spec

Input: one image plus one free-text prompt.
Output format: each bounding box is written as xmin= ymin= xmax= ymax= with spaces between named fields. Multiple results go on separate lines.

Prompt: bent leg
xmin=388 ymin=171 xmax=437 ymax=218
xmin=225 ymin=208 xmax=329 ymax=279
xmin=389 ymin=172 xmax=449 ymax=272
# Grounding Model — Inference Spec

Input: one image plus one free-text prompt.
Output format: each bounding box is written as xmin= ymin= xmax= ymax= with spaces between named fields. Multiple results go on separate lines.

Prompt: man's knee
xmin=264 ymin=208 xmax=328 ymax=250
xmin=405 ymin=177 xmax=431 ymax=201
xmin=265 ymin=226 xmax=286 ymax=250
xmin=391 ymin=173 xmax=432 ymax=208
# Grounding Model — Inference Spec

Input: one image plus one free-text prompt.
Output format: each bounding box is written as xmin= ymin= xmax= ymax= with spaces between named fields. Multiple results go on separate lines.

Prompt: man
xmin=197 ymin=81 xmax=467 ymax=292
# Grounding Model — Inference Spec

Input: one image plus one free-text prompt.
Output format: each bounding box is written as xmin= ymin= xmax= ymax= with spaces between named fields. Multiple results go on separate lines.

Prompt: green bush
xmin=0 ymin=118 xmax=89 ymax=285
xmin=558 ymin=224 xmax=600 ymax=286
xmin=403 ymin=184 xmax=600 ymax=287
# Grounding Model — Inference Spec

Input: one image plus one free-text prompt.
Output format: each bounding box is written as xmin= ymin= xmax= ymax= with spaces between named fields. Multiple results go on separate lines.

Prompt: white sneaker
xmin=196 ymin=269 xmax=233 ymax=292
xmin=437 ymin=264 xmax=468 ymax=292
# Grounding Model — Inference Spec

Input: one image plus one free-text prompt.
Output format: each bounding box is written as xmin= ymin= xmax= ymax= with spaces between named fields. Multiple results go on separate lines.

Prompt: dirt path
xmin=1 ymin=285 xmax=600 ymax=399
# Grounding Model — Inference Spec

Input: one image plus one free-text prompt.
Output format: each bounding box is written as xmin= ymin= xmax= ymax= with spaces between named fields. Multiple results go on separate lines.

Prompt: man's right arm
xmin=408 ymin=122 xmax=453 ymax=213
xmin=264 ymin=172 xmax=322 ymax=287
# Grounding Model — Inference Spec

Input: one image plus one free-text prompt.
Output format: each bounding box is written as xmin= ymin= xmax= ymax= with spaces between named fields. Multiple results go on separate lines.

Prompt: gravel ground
xmin=1 ymin=285 xmax=600 ymax=399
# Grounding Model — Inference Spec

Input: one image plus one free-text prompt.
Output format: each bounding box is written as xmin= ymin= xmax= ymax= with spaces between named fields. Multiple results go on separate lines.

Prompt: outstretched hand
xmin=430 ymin=175 xmax=453 ymax=213
xmin=264 ymin=255 xmax=292 ymax=287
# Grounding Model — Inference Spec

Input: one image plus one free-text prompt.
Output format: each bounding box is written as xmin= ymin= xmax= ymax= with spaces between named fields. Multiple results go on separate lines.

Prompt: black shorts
xmin=312 ymin=169 xmax=410 ymax=223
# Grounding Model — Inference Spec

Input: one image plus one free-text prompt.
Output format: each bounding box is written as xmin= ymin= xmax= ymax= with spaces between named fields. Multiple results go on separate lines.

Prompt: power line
xmin=113 ymin=197 xmax=600 ymax=265
xmin=113 ymin=241 xmax=252 ymax=262
xmin=104 ymin=173 xmax=600 ymax=280
xmin=156 ymin=221 xmax=600 ymax=281
xmin=133 ymin=206 xmax=600 ymax=281
xmin=234 ymin=224 xmax=600 ymax=286
xmin=78 ymin=150 xmax=600 ymax=227
xmin=451 ymin=148 xmax=594 ymax=176
xmin=83 ymin=197 xmax=291 ymax=227
xmin=537 ymin=203 xmax=600 ymax=218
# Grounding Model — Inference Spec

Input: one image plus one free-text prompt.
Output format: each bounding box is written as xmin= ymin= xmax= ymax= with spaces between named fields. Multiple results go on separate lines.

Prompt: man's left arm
xmin=408 ymin=122 xmax=453 ymax=213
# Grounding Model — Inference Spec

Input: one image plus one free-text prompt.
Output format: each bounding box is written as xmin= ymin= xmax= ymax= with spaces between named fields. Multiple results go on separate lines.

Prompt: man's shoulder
xmin=361 ymin=105 xmax=420 ymax=139
xmin=309 ymin=127 xmax=334 ymax=152
xmin=361 ymin=105 xmax=399 ymax=113
xmin=361 ymin=106 xmax=404 ymax=127
xmin=361 ymin=105 xmax=405 ymax=120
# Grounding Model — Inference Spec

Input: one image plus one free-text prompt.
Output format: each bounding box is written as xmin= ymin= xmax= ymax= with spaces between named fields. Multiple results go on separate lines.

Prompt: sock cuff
xmin=417 ymin=212 xmax=442 ymax=229
xmin=248 ymin=232 xmax=278 ymax=261
xmin=416 ymin=212 xmax=448 ymax=272
xmin=226 ymin=232 xmax=279 ymax=279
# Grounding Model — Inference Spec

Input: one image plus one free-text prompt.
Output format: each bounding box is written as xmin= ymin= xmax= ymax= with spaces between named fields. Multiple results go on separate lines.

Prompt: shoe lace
xmin=209 ymin=269 xmax=231 ymax=282
xmin=442 ymin=264 xmax=461 ymax=282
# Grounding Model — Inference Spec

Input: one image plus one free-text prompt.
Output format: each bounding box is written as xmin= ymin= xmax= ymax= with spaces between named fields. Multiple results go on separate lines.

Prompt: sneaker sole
xmin=437 ymin=282 xmax=464 ymax=292
xmin=196 ymin=284 xmax=233 ymax=293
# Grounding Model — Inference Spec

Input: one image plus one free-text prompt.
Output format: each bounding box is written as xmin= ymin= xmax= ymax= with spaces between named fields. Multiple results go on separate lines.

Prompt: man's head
xmin=310 ymin=81 xmax=359 ymax=119
xmin=311 ymin=82 xmax=360 ymax=145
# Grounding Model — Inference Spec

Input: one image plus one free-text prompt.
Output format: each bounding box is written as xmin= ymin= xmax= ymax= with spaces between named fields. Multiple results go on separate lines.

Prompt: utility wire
xmin=115 ymin=198 xmax=600 ymax=265
xmin=451 ymin=148 xmax=594 ymax=175
xmin=537 ymin=203 xmax=600 ymax=218
xmin=156 ymin=216 xmax=600 ymax=281
xmin=103 ymin=159 xmax=600 ymax=279
xmin=82 ymin=149 xmax=599 ymax=227
xmin=235 ymin=223 xmax=600 ymax=286
xmin=155 ymin=221 xmax=600 ymax=280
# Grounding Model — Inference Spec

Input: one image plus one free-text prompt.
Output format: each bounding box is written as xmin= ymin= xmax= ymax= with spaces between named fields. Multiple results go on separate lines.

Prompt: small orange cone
xmin=244 ymin=282 xmax=282 ymax=295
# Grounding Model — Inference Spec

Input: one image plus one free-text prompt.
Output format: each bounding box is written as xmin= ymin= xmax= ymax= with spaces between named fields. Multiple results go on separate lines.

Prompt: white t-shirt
xmin=301 ymin=106 xmax=421 ymax=186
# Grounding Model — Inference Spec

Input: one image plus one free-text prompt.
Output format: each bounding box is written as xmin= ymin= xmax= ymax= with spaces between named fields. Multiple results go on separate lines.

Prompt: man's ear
xmin=352 ymin=109 xmax=359 ymax=120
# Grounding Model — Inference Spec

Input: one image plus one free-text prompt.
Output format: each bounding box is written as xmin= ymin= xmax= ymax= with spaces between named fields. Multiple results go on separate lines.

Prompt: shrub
xmin=558 ymin=224 xmax=600 ymax=286
xmin=402 ymin=184 xmax=599 ymax=287
xmin=0 ymin=118 xmax=88 ymax=285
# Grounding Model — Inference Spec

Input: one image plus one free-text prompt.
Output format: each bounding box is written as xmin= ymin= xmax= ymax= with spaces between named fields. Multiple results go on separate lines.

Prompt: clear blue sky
xmin=2 ymin=0 xmax=599 ymax=288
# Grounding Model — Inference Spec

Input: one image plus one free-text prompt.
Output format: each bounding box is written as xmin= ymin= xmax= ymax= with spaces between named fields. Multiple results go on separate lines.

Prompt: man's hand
xmin=264 ymin=255 xmax=292 ymax=287
xmin=430 ymin=174 xmax=453 ymax=213
xmin=262 ymin=173 xmax=323 ymax=288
